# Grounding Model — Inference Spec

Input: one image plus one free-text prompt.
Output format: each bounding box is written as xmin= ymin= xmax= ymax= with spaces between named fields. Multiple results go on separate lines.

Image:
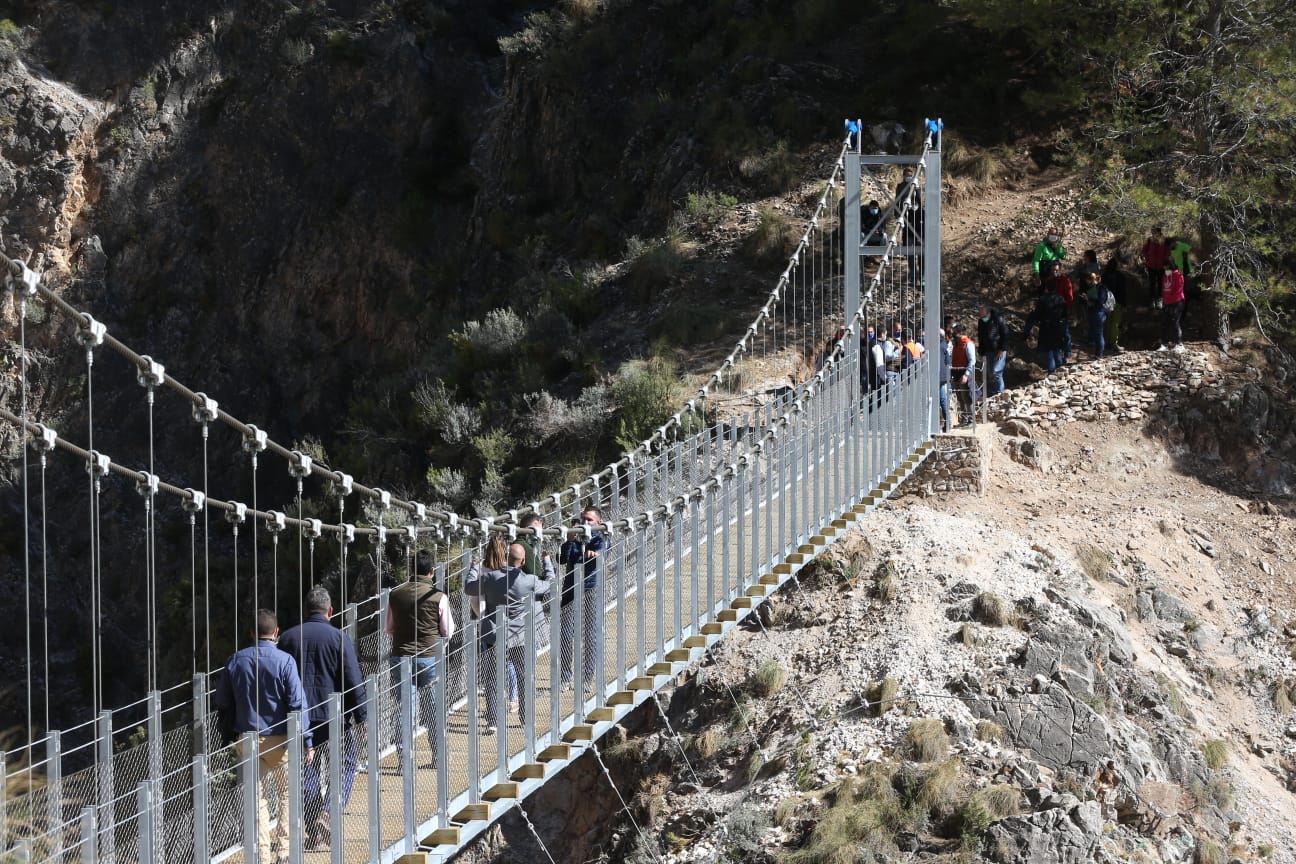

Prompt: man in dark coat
xmin=278 ymin=586 xmax=366 ymax=851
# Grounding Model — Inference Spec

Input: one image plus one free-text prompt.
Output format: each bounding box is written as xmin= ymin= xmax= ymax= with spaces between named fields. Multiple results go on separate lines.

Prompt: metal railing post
xmin=146 ymin=690 xmax=162 ymax=838
xmin=48 ymin=730 xmax=63 ymax=859
xmin=365 ymin=674 xmax=381 ymax=861
xmin=328 ymin=694 xmax=343 ymax=864
xmin=524 ymin=592 xmax=537 ymax=763
xmin=494 ymin=604 xmax=508 ymax=771
xmin=435 ymin=640 xmax=449 ymax=828
xmin=80 ymin=806 xmax=97 ymax=864
xmin=464 ymin=620 xmax=480 ymax=807
xmin=654 ymin=513 xmax=665 ymax=665
xmin=572 ymin=561 xmax=586 ymax=716
xmin=689 ymin=495 xmax=701 ymax=636
xmin=0 ymin=749 xmax=6 ymax=852
xmin=137 ymin=781 xmax=156 ymax=864
xmin=615 ymin=535 xmax=627 ymax=693
xmin=97 ymin=710 xmax=114 ymax=862
xmin=286 ymin=711 xmax=304 ymax=864
xmin=633 ymin=525 xmax=647 ymax=681
xmin=548 ymin=585 xmax=561 ymax=746
xmin=240 ymin=731 xmax=260 ymax=864
xmin=399 ymin=657 xmax=415 ymax=853
xmin=192 ymin=673 xmax=210 ymax=864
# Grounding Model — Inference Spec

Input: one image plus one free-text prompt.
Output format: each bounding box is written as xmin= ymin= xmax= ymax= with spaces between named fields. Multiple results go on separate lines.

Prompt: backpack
xmin=1101 ymin=285 xmax=1116 ymax=313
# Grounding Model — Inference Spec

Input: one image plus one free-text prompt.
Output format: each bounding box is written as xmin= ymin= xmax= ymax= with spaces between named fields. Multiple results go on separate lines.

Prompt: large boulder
xmin=985 ymin=797 xmax=1112 ymax=863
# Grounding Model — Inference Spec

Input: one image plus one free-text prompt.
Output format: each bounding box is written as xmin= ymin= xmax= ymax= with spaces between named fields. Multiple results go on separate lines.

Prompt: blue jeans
xmin=1063 ymin=320 xmax=1072 ymax=359
xmin=1044 ymin=349 xmax=1065 ymax=372
xmin=989 ymin=351 xmax=1006 ymax=396
xmin=938 ymin=382 xmax=950 ymax=431
xmin=304 ymin=726 xmax=357 ymax=826
xmin=1087 ymin=309 xmax=1107 ymax=357
xmin=388 ymin=656 xmax=438 ymax=760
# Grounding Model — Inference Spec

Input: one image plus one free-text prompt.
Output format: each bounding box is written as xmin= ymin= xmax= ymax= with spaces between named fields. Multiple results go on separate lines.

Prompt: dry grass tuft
xmin=974 ymin=720 xmax=1004 ymax=743
xmin=1075 ymin=542 xmax=1112 ymax=581
xmin=1200 ymin=739 xmax=1228 ymax=770
xmin=960 ymin=784 xmax=1022 ymax=843
xmin=692 ymin=727 xmax=722 ymax=760
xmin=865 ymin=678 xmax=900 ymax=717
xmin=1194 ymin=838 xmax=1224 ymax=864
xmin=1156 ymin=672 xmax=1188 ymax=717
xmin=750 ymin=659 xmax=788 ymax=698
xmin=914 ymin=759 xmax=961 ymax=814
xmin=1276 ymin=677 xmax=1293 ymax=714
xmin=958 ymin=622 xmax=980 ymax=647
xmin=773 ymin=796 xmax=801 ymax=828
xmin=903 ymin=718 xmax=950 ymax=763
xmin=874 ymin=558 xmax=899 ymax=603
xmin=972 ymin=591 xmax=1015 ymax=627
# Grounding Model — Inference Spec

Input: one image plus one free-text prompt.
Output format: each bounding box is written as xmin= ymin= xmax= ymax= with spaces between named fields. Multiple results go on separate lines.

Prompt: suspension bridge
xmin=0 ymin=122 xmax=944 ymax=863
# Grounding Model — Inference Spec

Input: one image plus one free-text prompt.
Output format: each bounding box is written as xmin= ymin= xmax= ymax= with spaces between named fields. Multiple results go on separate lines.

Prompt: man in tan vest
xmin=386 ymin=549 xmax=456 ymax=766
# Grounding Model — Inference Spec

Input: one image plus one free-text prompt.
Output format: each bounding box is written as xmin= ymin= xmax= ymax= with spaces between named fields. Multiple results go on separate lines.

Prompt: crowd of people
xmin=212 ymin=510 xmax=610 ymax=863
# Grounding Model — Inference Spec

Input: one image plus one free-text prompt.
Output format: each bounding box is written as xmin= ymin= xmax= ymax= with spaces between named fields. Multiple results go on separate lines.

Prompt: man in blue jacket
xmin=278 ymin=586 xmax=366 ymax=852
xmin=214 ymin=609 xmax=312 ymax=864
xmin=559 ymin=506 xmax=609 ymax=694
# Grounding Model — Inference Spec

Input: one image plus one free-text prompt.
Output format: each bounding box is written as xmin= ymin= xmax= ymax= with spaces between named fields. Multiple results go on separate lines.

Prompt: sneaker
xmin=1172 ymin=343 xmax=1185 ymax=353
xmin=1114 ymin=345 xmax=1126 ymax=354
xmin=1155 ymin=344 xmax=1168 ymax=352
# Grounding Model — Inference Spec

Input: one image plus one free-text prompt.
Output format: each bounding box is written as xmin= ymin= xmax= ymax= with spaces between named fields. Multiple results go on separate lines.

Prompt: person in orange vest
xmin=949 ymin=323 xmax=977 ymax=426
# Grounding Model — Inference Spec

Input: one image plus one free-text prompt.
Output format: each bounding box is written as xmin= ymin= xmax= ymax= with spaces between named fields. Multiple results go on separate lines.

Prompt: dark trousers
xmin=1145 ymin=267 xmax=1161 ymax=305
xmin=1162 ymin=300 xmax=1184 ymax=346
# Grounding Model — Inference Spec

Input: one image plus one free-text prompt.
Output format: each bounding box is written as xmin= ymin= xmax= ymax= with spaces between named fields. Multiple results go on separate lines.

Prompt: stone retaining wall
xmin=898 ymin=426 xmax=992 ymax=497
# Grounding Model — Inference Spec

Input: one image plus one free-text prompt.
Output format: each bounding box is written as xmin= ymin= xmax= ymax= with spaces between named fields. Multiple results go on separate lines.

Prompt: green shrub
xmin=902 ymin=718 xmax=949 ymax=763
xmin=743 ymin=207 xmax=797 ymax=265
xmin=738 ymin=140 xmax=799 ymax=194
xmin=679 ymin=190 xmax=738 ymax=231
xmin=0 ymin=19 xmax=19 ymax=40
xmin=751 ymin=659 xmax=787 ymax=697
xmin=624 ymin=233 xmax=686 ymax=302
xmin=611 ymin=356 xmax=679 ymax=451
xmin=280 ymin=38 xmax=313 ymax=66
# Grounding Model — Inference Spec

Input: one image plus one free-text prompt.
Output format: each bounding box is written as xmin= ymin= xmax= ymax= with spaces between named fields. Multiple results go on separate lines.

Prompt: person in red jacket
xmin=1141 ymin=226 xmax=1170 ymax=307
xmin=1044 ymin=259 xmax=1075 ymax=361
xmin=1157 ymin=258 xmax=1186 ymax=352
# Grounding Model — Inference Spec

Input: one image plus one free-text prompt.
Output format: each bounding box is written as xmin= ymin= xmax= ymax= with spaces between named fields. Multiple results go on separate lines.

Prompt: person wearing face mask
xmin=976 ymin=304 xmax=1009 ymax=396
xmin=1032 ymin=227 xmax=1067 ymax=285
xmin=1157 ymin=258 xmax=1186 ymax=352
xmin=863 ymin=199 xmax=886 ymax=260
xmin=559 ymin=506 xmax=610 ymax=693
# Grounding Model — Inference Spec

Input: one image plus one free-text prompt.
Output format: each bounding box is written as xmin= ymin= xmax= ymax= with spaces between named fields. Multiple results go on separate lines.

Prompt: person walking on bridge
xmin=560 ymin=506 xmax=609 ymax=694
xmin=467 ymin=538 xmax=555 ymax=733
xmin=214 ymin=609 xmax=312 ymax=864
xmin=386 ymin=549 xmax=456 ymax=765
xmin=277 ymin=586 xmax=366 ymax=852
xmin=949 ymin=323 xmax=977 ymax=426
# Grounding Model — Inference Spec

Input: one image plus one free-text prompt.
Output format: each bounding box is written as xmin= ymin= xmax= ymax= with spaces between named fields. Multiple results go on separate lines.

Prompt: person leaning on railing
xmin=385 ymin=549 xmax=456 ymax=767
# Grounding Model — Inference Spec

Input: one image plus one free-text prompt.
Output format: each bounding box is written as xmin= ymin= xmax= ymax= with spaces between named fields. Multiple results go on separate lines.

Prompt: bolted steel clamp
xmin=225 ymin=502 xmax=247 ymax=525
xmin=340 ymin=523 xmax=356 ymax=544
xmin=192 ymin=393 xmax=219 ymax=424
xmin=303 ymin=518 xmax=323 ymax=540
xmin=265 ymin=511 xmax=287 ymax=534
xmin=136 ymin=356 xmax=165 ymax=389
xmin=135 ymin=472 xmax=159 ymax=498
xmin=31 ymin=423 xmax=57 ymax=453
xmin=243 ymin=425 xmax=267 ymax=454
xmin=5 ymin=259 xmax=40 ymax=295
xmin=333 ymin=471 xmax=353 ymax=497
xmin=76 ymin=313 xmax=106 ymax=349
xmin=86 ymin=450 xmax=110 ymax=477
xmin=288 ymin=450 xmax=313 ymax=479
xmin=182 ymin=489 xmax=206 ymax=514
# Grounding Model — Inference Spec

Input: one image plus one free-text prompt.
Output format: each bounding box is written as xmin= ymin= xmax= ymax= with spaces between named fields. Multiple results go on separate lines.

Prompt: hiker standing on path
xmin=1031 ymin=226 xmax=1067 ymax=285
xmin=1158 ymin=258 xmax=1187 ymax=353
xmin=1141 ymin=226 xmax=1169 ymax=307
xmin=976 ymin=305 xmax=1010 ymax=397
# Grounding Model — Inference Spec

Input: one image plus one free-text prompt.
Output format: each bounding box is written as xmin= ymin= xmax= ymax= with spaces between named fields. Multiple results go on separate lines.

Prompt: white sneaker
xmin=1155 ymin=344 xmax=1168 ymax=352
xmin=1114 ymin=345 xmax=1126 ymax=354
xmin=1172 ymin=343 xmax=1185 ymax=353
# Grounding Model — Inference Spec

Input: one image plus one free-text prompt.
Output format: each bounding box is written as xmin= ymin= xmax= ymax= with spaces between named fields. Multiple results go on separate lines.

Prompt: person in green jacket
xmin=1032 ymin=227 xmax=1067 ymax=285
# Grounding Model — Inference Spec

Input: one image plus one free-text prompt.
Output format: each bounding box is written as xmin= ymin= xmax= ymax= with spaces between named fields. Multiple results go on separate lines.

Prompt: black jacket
xmin=977 ymin=311 xmax=1009 ymax=355
xmin=277 ymin=613 xmax=367 ymax=737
